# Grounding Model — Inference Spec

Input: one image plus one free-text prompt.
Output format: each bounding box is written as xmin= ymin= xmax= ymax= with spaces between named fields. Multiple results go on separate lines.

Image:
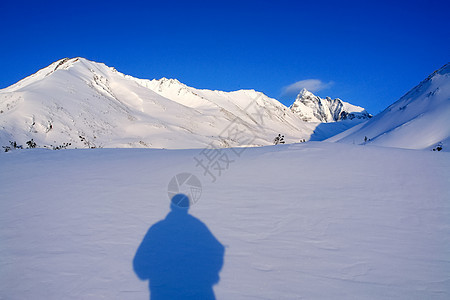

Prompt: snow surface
xmin=1 ymin=142 xmax=449 ymax=299
xmin=0 ymin=58 xmax=366 ymax=150
xmin=328 ymin=63 xmax=450 ymax=151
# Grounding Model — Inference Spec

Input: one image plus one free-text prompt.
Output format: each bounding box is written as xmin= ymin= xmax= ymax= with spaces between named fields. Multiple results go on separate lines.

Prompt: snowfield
xmin=1 ymin=142 xmax=449 ymax=299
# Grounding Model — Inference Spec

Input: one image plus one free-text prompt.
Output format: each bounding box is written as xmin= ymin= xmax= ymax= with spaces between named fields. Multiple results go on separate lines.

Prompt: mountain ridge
xmin=290 ymin=88 xmax=372 ymax=122
xmin=328 ymin=63 xmax=450 ymax=151
xmin=0 ymin=57 xmax=367 ymax=149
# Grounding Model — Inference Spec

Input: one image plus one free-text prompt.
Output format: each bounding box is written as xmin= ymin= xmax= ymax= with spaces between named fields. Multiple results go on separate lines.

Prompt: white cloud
xmin=281 ymin=79 xmax=333 ymax=97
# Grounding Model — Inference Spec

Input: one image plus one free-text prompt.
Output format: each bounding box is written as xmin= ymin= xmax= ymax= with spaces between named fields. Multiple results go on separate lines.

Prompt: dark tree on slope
xmin=26 ymin=139 xmax=37 ymax=149
xmin=432 ymin=143 xmax=443 ymax=151
xmin=2 ymin=141 xmax=23 ymax=152
xmin=273 ymin=134 xmax=285 ymax=145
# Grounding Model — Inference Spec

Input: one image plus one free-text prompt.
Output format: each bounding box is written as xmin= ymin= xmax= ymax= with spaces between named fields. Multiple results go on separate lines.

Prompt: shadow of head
xmin=133 ymin=194 xmax=225 ymax=299
xmin=170 ymin=193 xmax=190 ymax=211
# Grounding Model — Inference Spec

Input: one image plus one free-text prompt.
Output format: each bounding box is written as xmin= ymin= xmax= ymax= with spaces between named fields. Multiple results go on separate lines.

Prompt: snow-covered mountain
xmin=328 ymin=63 xmax=450 ymax=151
xmin=290 ymin=88 xmax=371 ymax=122
xmin=0 ymin=57 xmax=366 ymax=149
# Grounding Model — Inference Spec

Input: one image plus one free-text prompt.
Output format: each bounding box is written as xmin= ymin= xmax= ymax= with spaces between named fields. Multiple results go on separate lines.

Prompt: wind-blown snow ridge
xmin=328 ymin=63 xmax=450 ymax=151
xmin=0 ymin=57 xmax=367 ymax=149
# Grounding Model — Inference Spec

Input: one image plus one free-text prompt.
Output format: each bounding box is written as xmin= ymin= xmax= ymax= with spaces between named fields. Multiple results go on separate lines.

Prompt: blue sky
xmin=0 ymin=0 xmax=449 ymax=113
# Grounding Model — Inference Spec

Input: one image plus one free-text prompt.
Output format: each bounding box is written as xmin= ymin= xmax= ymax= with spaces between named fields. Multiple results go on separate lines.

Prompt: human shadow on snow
xmin=133 ymin=194 xmax=225 ymax=300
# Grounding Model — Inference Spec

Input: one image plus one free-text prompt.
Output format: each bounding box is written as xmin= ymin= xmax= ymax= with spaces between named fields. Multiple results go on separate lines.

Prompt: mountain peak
xmin=290 ymin=89 xmax=371 ymax=122
xmin=297 ymin=88 xmax=315 ymax=99
xmin=154 ymin=77 xmax=186 ymax=88
xmin=51 ymin=57 xmax=82 ymax=70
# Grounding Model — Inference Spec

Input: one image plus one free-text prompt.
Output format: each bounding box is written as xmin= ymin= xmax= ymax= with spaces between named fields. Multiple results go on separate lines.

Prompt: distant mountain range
xmin=0 ymin=58 xmax=368 ymax=149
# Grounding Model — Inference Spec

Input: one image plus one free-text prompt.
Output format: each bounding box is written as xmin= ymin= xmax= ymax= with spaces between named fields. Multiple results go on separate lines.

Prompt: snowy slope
xmin=1 ymin=143 xmax=449 ymax=299
xmin=290 ymin=88 xmax=371 ymax=122
xmin=328 ymin=63 xmax=450 ymax=151
xmin=0 ymin=58 xmax=367 ymax=149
